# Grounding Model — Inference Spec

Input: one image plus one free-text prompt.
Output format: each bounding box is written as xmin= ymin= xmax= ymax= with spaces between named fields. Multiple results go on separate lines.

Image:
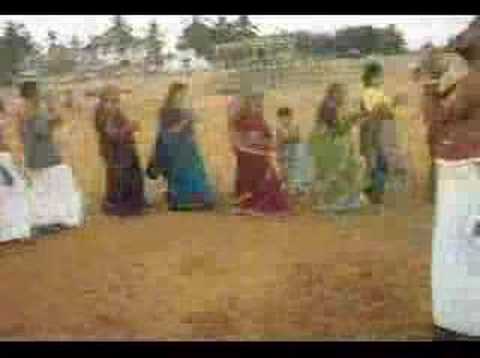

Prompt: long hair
xmin=317 ymin=83 xmax=344 ymax=124
xmin=19 ymin=81 xmax=39 ymax=100
xmin=162 ymin=82 xmax=188 ymax=111
xmin=94 ymin=84 xmax=123 ymax=123
xmin=238 ymin=94 xmax=264 ymax=120
xmin=362 ymin=62 xmax=383 ymax=87
xmin=325 ymin=83 xmax=343 ymax=99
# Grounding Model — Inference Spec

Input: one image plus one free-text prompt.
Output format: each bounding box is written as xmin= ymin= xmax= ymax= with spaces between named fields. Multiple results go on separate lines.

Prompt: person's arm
xmin=169 ymin=118 xmax=191 ymax=133
xmin=46 ymin=97 xmax=64 ymax=128
xmin=103 ymin=118 xmax=123 ymax=142
xmin=232 ymin=131 xmax=274 ymax=157
xmin=163 ymin=110 xmax=192 ymax=133
xmin=94 ymin=109 xmax=104 ymax=134
xmin=276 ymin=125 xmax=288 ymax=144
xmin=292 ymin=123 xmax=301 ymax=142
xmin=370 ymin=94 xmax=395 ymax=120
xmin=421 ymin=83 xmax=442 ymax=127
xmin=421 ymin=81 xmax=468 ymax=125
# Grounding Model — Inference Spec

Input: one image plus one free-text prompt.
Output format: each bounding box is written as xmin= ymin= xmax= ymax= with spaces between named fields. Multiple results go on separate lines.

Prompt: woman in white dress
xmin=17 ymin=80 xmax=84 ymax=234
xmin=0 ymin=97 xmax=31 ymax=243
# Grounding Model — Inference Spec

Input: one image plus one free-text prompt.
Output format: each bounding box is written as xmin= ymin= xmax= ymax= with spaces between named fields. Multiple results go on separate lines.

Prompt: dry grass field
xmin=0 ymin=55 xmax=436 ymax=340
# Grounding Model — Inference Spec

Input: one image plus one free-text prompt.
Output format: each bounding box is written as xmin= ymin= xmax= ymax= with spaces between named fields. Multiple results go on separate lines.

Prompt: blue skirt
xmin=160 ymin=134 xmax=215 ymax=210
xmin=280 ymin=143 xmax=313 ymax=193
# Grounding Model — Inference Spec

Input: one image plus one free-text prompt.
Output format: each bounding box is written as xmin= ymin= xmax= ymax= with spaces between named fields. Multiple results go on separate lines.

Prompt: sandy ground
xmin=0 ymin=199 xmax=433 ymax=340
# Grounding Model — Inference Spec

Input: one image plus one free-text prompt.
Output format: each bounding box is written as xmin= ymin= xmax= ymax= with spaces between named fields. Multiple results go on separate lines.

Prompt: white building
xmin=79 ymin=36 xmax=149 ymax=71
xmin=163 ymin=49 xmax=212 ymax=73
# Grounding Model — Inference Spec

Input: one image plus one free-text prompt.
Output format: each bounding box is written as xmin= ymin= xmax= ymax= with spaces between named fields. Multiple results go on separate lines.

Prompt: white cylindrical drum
xmin=432 ymin=158 xmax=480 ymax=336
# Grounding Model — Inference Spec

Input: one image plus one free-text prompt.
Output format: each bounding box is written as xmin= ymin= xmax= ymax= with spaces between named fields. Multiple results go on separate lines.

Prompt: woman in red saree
xmin=230 ymin=94 xmax=290 ymax=216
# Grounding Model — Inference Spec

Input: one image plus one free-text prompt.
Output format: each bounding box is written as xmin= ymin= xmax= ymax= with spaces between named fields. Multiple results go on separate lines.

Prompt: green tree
xmin=70 ymin=35 xmax=81 ymax=51
xmin=107 ymin=15 xmax=135 ymax=56
xmin=211 ymin=16 xmax=235 ymax=44
xmin=48 ymin=30 xmax=58 ymax=49
xmin=69 ymin=35 xmax=81 ymax=72
xmin=293 ymin=31 xmax=314 ymax=56
xmin=0 ymin=21 xmax=35 ymax=82
xmin=233 ymin=15 xmax=258 ymax=40
xmin=145 ymin=20 xmax=164 ymax=66
xmin=211 ymin=15 xmax=259 ymax=45
xmin=382 ymin=24 xmax=407 ymax=54
xmin=335 ymin=25 xmax=406 ymax=55
xmin=177 ymin=16 xmax=214 ymax=59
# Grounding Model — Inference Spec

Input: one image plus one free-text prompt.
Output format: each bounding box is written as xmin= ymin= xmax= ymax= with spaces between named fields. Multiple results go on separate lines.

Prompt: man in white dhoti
xmin=0 ymin=98 xmax=31 ymax=242
xmin=422 ymin=18 xmax=480 ymax=339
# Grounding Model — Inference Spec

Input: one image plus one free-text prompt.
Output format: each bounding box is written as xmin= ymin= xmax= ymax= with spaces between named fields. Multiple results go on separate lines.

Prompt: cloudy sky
xmin=0 ymin=15 xmax=474 ymax=51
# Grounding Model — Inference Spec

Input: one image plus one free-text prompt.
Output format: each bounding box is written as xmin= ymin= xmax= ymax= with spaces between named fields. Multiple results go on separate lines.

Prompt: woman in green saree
xmin=309 ymin=83 xmax=369 ymax=212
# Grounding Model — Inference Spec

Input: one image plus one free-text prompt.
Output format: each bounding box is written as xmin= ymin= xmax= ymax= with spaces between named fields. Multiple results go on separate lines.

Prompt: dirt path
xmin=0 ymin=202 xmax=433 ymax=340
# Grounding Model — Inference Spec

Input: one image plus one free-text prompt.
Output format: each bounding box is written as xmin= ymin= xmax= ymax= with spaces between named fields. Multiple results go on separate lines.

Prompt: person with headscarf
xmin=94 ymin=84 xmax=146 ymax=216
xmin=425 ymin=18 xmax=480 ymax=340
xmin=146 ymin=82 xmax=215 ymax=211
xmin=229 ymin=92 xmax=290 ymax=216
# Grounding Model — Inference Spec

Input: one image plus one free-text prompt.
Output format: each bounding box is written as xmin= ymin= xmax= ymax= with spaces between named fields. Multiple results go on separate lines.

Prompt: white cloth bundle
xmin=28 ymin=164 xmax=84 ymax=228
xmin=0 ymin=152 xmax=31 ymax=242
xmin=432 ymin=158 xmax=480 ymax=335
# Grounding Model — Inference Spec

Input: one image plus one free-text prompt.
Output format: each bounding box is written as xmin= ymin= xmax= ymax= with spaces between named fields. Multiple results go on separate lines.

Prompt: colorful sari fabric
xmin=95 ymin=106 xmax=145 ymax=216
xmin=149 ymin=108 xmax=215 ymax=211
xmin=309 ymin=120 xmax=368 ymax=212
xmin=233 ymin=115 xmax=290 ymax=215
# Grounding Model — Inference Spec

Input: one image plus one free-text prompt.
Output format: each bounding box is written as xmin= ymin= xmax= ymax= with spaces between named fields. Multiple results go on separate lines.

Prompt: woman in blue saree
xmin=147 ymin=82 xmax=215 ymax=211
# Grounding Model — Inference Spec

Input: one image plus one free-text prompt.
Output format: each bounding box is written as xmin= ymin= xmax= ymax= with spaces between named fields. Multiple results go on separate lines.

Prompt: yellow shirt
xmin=362 ymin=87 xmax=393 ymax=113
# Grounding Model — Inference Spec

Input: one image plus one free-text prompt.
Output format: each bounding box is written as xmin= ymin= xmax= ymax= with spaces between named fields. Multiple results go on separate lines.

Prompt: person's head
xmin=362 ymin=61 xmax=384 ymax=87
xmin=277 ymin=107 xmax=293 ymax=122
xmin=453 ymin=19 xmax=480 ymax=65
xmin=326 ymin=83 xmax=346 ymax=107
xmin=99 ymin=84 xmax=122 ymax=118
xmin=164 ymin=82 xmax=189 ymax=109
xmin=239 ymin=93 xmax=264 ymax=119
xmin=19 ymin=81 xmax=40 ymax=104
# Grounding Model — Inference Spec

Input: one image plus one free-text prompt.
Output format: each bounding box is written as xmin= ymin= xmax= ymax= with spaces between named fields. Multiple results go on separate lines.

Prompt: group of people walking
xmin=0 ymin=59 xmax=410 ymax=243
xmin=0 ymin=81 xmax=84 ymax=242
xmin=3 ymin=17 xmax=480 ymax=340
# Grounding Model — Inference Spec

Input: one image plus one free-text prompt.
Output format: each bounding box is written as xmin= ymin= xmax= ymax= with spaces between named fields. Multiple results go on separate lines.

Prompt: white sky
xmin=0 ymin=15 xmax=474 ymax=51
